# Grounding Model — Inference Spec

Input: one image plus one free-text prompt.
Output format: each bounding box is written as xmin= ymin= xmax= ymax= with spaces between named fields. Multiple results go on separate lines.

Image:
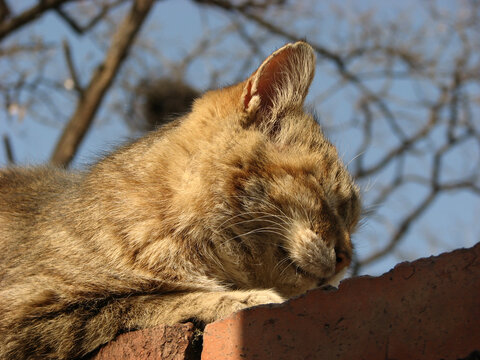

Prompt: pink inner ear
xmin=255 ymin=47 xmax=296 ymax=112
xmin=243 ymin=45 xmax=299 ymax=112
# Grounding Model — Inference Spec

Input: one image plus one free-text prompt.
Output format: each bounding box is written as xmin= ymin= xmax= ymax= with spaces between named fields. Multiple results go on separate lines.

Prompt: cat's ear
xmin=241 ymin=41 xmax=316 ymax=132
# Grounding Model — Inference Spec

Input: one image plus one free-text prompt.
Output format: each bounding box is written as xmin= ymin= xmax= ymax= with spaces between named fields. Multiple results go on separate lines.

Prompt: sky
xmin=1 ymin=0 xmax=479 ymax=276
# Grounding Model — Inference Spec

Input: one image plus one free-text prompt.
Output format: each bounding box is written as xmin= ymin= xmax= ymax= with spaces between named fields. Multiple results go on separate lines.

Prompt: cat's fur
xmin=0 ymin=42 xmax=361 ymax=359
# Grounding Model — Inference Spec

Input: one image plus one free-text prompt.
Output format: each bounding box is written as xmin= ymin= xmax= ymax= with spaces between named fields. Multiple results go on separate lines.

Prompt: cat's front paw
xmin=212 ymin=289 xmax=284 ymax=321
xmin=240 ymin=289 xmax=285 ymax=308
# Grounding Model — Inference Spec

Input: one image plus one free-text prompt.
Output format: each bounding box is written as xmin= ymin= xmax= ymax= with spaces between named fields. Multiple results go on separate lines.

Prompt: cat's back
xmin=0 ymin=167 xmax=82 ymax=265
xmin=0 ymin=166 xmax=80 ymax=217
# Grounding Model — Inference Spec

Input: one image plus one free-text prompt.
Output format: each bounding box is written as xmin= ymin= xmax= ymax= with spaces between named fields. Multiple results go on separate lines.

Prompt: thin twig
xmin=0 ymin=0 xmax=11 ymax=22
xmin=55 ymin=0 xmax=128 ymax=35
xmin=62 ymin=40 xmax=84 ymax=95
xmin=3 ymin=134 xmax=14 ymax=164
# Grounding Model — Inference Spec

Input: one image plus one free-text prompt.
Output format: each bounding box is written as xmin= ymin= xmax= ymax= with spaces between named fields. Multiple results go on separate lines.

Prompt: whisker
xmin=347 ymin=151 xmax=366 ymax=167
xmin=219 ymin=216 xmax=290 ymax=234
xmin=279 ymin=258 xmax=297 ymax=277
xmin=273 ymin=255 xmax=291 ymax=274
xmin=213 ymin=210 xmax=291 ymax=233
xmin=228 ymin=194 xmax=292 ymax=221
xmin=220 ymin=227 xmax=290 ymax=248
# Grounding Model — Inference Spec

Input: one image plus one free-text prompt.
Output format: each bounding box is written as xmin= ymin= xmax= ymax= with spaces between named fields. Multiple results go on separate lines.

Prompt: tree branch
xmin=62 ymin=40 xmax=84 ymax=95
xmin=354 ymin=190 xmax=438 ymax=273
xmin=0 ymin=0 xmax=74 ymax=42
xmin=55 ymin=0 xmax=128 ymax=35
xmin=3 ymin=134 xmax=14 ymax=164
xmin=50 ymin=0 xmax=155 ymax=167
xmin=0 ymin=0 xmax=11 ymax=22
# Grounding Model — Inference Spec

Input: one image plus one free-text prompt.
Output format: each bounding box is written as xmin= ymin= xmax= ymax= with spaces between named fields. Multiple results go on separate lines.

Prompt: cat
xmin=0 ymin=42 xmax=361 ymax=359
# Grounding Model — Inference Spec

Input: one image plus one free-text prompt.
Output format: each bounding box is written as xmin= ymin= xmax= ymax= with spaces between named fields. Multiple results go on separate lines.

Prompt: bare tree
xmin=1 ymin=0 xmax=479 ymax=275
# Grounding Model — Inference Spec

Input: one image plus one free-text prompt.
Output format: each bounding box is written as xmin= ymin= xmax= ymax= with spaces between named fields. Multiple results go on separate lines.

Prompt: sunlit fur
xmin=0 ymin=42 xmax=361 ymax=359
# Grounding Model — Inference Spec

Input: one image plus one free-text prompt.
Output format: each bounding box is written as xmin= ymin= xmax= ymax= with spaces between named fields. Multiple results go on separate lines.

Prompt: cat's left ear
xmin=241 ymin=41 xmax=316 ymax=132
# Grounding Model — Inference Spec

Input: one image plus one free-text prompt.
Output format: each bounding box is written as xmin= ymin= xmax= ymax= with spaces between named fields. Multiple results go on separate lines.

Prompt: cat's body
xmin=0 ymin=42 xmax=361 ymax=359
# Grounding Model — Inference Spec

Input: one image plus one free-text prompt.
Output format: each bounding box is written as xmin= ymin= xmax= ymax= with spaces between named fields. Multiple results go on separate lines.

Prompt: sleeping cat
xmin=0 ymin=42 xmax=361 ymax=359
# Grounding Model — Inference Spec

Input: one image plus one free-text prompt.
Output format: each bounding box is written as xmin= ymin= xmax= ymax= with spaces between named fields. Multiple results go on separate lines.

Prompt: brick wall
xmin=92 ymin=242 xmax=480 ymax=360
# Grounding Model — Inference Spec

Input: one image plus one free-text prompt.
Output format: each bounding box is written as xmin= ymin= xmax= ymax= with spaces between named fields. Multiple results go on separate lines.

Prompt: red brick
xmin=92 ymin=323 xmax=198 ymax=360
xmin=202 ymin=243 xmax=480 ymax=360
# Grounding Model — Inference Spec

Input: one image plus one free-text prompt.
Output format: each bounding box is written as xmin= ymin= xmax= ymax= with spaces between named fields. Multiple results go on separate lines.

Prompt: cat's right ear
xmin=240 ymin=42 xmax=316 ymax=134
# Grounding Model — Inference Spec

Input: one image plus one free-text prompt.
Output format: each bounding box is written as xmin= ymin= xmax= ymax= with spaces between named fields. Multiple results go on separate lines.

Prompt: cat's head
xmin=176 ymin=42 xmax=361 ymax=296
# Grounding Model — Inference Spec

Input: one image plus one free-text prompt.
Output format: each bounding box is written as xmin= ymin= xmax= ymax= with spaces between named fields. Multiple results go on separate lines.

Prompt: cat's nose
xmin=335 ymin=251 xmax=350 ymax=273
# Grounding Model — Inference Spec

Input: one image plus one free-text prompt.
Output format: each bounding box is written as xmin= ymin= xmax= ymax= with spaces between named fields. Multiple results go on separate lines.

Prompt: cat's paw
xmin=239 ymin=289 xmax=285 ymax=308
xmin=211 ymin=289 xmax=284 ymax=321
